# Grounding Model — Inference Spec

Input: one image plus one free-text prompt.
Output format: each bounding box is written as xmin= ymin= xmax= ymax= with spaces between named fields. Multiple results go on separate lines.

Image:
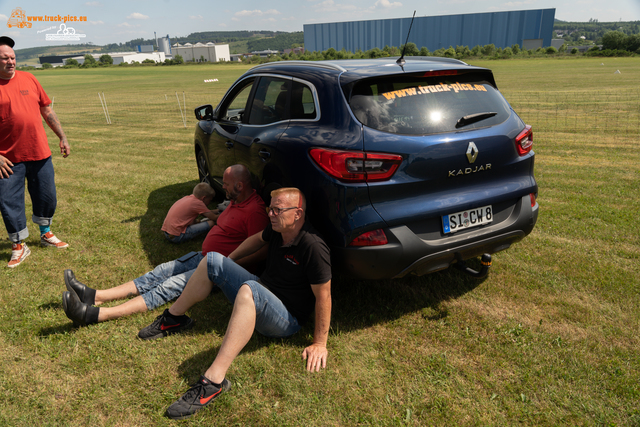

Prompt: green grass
xmin=1 ymin=57 xmax=639 ymax=426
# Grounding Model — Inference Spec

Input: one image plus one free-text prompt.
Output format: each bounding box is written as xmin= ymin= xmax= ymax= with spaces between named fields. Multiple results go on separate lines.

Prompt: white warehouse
xmin=172 ymin=42 xmax=230 ymax=62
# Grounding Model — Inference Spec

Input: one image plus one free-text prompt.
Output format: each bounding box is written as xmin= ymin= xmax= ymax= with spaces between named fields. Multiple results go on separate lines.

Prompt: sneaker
xmin=166 ymin=376 xmax=231 ymax=420
xmin=138 ymin=309 xmax=194 ymax=340
xmin=8 ymin=243 xmax=31 ymax=268
xmin=41 ymin=231 xmax=69 ymax=249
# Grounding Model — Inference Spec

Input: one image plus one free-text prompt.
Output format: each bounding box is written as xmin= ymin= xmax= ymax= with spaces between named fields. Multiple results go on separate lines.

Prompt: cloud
xmin=373 ymin=0 xmax=402 ymax=8
xmin=90 ymin=20 xmax=104 ymax=25
xmin=127 ymin=12 xmax=149 ymax=20
xmin=85 ymin=1 xmax=102 ymax=6
xmin=190 ymin=15 xmax=204 ymax=20
xmin=0 ymin=14 xmax=8 ymax=22
xmin=313 ymin=0 xmax=357 ymax=12
xmin=117 ymin=22 xmax=137 ymax=27
xmin=235 ymin=9 xmax=281 ymax=17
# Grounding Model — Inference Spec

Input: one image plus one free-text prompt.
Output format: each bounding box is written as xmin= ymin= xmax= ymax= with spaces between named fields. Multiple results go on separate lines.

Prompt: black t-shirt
xmin=260 ymin=220 xmax=331 ymax=324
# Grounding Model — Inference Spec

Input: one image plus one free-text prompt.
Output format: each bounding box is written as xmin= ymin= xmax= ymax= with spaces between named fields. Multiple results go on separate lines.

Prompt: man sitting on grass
xmin=61 ymin=164 xmax=268 ymax=326
xmin=137 ymin=187 xmax=332 ymax=420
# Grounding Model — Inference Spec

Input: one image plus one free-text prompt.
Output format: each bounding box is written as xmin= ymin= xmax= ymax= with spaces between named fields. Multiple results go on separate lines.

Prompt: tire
xmin=196 ymin=149 xmax=211 ymax=185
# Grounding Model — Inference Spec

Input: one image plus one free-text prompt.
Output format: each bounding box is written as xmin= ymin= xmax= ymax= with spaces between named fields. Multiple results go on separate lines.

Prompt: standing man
xmin=0 ymin=36 xmax=70 ymax=268
xmin=137 ymin=187 xmax=332 ymax=420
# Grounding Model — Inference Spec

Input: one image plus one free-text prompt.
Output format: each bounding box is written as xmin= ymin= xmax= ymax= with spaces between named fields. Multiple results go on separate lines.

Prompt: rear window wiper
xmin=455 ymin=112 xmax=498 ymax=129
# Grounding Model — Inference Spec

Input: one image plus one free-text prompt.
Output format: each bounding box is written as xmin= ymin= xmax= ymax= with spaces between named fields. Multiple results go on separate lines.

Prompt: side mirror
xmin=194 ymin=104 xmax=214 ymax=121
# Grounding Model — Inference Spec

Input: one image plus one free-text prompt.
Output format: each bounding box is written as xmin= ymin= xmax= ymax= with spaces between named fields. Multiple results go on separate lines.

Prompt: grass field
xmin=0 ymin=57 xmax=639 ymax=426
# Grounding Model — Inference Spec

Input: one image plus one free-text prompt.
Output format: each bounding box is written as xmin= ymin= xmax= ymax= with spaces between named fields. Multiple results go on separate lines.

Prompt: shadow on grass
xmin=135 ymin=180 xmax=214 ymax=267
xmin=174 ymin=263 xmax=488 ymax=382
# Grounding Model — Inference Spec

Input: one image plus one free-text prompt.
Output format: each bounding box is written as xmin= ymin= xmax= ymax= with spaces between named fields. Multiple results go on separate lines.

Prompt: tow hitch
xmin=453 ymin=253 xmax=492 ymax=278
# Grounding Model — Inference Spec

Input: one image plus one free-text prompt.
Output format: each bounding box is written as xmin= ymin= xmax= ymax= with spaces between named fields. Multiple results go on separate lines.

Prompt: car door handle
xmin=225 ymin=141 xmax=234 ymax=150
xmin=258 ymin=149 xmax=271 ymax=160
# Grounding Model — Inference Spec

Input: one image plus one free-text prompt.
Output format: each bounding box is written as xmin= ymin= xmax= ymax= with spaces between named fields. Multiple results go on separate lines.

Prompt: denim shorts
xmin=206 ymin=252 xmax=301 ymax=338
xmin=134 ymin=251 xmax=204 ymax=309
xmin=164 ymin=221 xmax=211 ymax=244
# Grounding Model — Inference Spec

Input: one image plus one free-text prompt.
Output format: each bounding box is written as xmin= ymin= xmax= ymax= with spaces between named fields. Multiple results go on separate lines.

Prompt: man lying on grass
xmin=61 ymin=165 xmax=268 ymax=326
xmin=137 ymin=187 xmax=332 ymax=420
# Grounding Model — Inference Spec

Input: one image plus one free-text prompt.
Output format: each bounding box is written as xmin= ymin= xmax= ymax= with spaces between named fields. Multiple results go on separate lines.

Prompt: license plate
xmin=442 ymin=205 xmax=493 ymax=234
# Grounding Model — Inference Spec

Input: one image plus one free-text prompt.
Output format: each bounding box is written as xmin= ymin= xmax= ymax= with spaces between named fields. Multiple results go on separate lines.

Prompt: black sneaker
xmin=166 ymin=376 xmax=231 ymax=420
xmin=137 ymin=309 xmax=194 ymax=340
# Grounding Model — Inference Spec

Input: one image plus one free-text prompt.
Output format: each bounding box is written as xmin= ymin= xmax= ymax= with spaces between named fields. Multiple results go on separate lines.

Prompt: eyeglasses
xmin=266 ymin=206 xmax=298 ymax=216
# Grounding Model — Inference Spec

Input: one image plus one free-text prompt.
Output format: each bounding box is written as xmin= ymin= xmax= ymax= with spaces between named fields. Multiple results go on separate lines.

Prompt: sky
xmin=2 ymin=0 xmax=640 ymax=50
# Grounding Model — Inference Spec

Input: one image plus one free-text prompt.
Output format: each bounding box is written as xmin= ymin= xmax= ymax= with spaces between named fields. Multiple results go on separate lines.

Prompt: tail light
xmin=530 ymin=193 xmax=537 ymax=208
xmin=349 ymin=229 xmax=388 ymax=246
xmin=309 ymin=148 xmax=402 ymax=183
xmin=515 ymin=125 xmax=533 ymax=156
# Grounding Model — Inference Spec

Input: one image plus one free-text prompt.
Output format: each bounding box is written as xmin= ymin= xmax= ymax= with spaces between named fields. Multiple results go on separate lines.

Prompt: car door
xmin=233 ymin=75 xmax=293 ymax=192
xmin=204 ymin=77 xmax=256 ymax=187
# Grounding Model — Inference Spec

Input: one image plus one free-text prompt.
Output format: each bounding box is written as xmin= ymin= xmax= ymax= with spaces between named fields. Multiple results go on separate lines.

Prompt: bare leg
xmin=94 ymin=281 xmax=139 ymax=306
xmin=97 ymin=296 xmax=148 ymax=322
xmin=168 ymin=258 xmax=213 ymax=316
xmin=204 ymin=285 xmax=256 ymax=384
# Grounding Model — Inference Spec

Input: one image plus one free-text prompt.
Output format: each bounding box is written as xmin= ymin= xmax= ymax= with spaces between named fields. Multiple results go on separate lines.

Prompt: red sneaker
xmin=8 ymin=243 xmax=31 ymax=268
xmin=40 ymin=231 xmax=69 ymax=249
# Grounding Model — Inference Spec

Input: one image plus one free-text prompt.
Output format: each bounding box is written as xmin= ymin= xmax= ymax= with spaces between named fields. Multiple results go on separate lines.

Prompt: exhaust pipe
xmin=453 ymin=253 xmax=492 ymax=278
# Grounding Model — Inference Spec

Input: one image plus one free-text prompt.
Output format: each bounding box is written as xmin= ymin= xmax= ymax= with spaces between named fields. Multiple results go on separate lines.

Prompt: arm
xmin=40 ymin=105 xmax=70 ymax=157
xmin=302 ymin=280 xmax=332 ymax=372
xmin=201 ymin=209 xmax=220 ymax=222
xmin=228 ymin=230 xmax=267 ymax=262
xmin=234 ymin=244 xmax=269 ymax=271
xmin=0 ymin=155 xmax=14 ymax=179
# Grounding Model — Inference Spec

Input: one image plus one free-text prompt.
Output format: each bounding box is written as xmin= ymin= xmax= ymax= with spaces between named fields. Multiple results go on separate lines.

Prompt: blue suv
xmin=194 ymin=58 xmax=538 ymax=280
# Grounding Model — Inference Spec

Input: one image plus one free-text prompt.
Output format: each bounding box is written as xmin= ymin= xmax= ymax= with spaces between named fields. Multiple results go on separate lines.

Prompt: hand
xmin=302 ymin=343 xmax=328 ymax=372
xmin=0 ymin=154 xmax=14 ymax=179
xmin=59 ymin=138 xmax=70 ymax=158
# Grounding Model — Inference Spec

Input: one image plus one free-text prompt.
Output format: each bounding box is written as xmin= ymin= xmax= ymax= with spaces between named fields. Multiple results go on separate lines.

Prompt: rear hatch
xmin=345 ymin=69 xmax=536 ymax=241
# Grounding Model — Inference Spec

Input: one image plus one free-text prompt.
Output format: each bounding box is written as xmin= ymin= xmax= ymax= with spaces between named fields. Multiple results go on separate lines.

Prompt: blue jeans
xmin=164 ymin=221 xmax=211 ymax=243
xmin=206 ymin=252 xmax=301 ymax=338
xmin=0 ymin=157 xmax=57 ymax=243
xmin=134 ymin=251 xmax=204 ymax=310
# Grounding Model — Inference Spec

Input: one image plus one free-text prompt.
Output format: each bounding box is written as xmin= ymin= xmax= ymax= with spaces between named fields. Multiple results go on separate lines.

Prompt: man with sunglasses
xmin=139 ymin=187 xmax=332 ymax=420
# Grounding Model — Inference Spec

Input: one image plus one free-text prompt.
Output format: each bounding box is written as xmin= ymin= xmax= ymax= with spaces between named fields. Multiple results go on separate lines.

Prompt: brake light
xmin=349 ymin=229 xmax=388 ymax=246
xmin=309 ymin=148 xmax=402 ymax=183
xmin=530 ymin=193 xmax=537 ymax=207
xmin=515 ymin=125 xmax=533 ymax=156
xmin=422 ymin=70 xmax=458 ymax=77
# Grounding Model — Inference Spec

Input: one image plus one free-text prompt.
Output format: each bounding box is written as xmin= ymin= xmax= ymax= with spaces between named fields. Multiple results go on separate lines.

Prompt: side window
xmin=290 ymin=81 xmax=317 ymax=120
xmin=219 ymin=78 xmax=255 ymax=122
xmin=248 ymin=77 xmax=290 ymax=125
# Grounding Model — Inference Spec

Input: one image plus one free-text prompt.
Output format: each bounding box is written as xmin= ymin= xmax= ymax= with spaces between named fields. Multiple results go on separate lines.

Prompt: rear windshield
xmin=348 ymin=73 xmax=511 ymax=135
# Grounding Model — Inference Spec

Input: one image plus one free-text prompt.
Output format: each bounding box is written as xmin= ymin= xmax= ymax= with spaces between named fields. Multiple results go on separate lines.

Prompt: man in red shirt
xmin=0 ymin=36 xmax=70 ymax=268
xmin=61 ymin=164 xmax=270 ymax=327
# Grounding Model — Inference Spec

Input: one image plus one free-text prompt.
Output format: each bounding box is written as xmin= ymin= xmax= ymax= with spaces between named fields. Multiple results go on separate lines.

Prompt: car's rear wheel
xmin=196 ymin=149 xmax=211 ymax=185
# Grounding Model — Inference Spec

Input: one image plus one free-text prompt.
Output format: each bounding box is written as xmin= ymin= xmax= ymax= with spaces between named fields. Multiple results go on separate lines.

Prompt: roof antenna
xmin=397 ymin=10 xmax=416 ymax=67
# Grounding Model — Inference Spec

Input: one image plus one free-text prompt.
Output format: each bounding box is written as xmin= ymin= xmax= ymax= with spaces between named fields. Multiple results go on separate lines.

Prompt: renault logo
xmin=466 ymin=142 xmax=478 ymax=163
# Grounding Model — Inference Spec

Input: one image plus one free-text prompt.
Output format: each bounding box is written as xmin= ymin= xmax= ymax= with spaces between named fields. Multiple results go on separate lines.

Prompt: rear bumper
xmin=331 ymin=194 xmax=538 ymax=280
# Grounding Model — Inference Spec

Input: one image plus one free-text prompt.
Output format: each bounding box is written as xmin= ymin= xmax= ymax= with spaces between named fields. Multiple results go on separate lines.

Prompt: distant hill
xmin=14 ymin=30 xmax=304 ymax=64
xmin=553 ymin=20 xmax=640 ymax=44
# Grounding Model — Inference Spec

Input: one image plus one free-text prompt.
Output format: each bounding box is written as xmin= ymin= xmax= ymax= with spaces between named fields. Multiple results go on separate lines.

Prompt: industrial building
xmin=63 ymin=52 xmax=166 ymax=66
xmin=304 ymin=8 xmax=556 ymax=53
xmin=171 ymin=42 xmax=230 ymax=62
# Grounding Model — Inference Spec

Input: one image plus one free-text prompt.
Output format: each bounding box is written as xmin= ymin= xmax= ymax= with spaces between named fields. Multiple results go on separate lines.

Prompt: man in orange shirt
xmin=0 ymin=36 xmax=70 ymax=268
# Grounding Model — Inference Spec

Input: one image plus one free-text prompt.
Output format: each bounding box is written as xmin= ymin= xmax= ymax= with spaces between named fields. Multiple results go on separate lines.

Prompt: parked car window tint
xmin=248 ymin=77 xmax=290 ymax=125
xmin=220 ymin=79 xmax=254 ymax=122
xmin=349 ymin=75 xmax=511 ymax=135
